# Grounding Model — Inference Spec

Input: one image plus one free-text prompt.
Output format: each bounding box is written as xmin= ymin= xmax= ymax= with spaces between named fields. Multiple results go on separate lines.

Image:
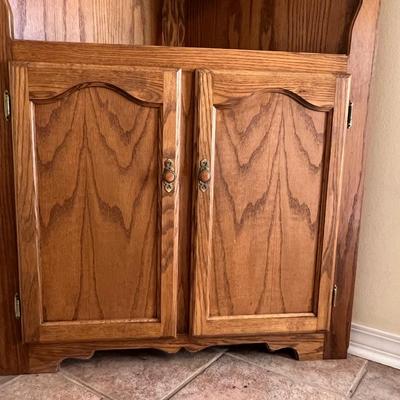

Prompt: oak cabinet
xmin=0 ymin=0 xmax=380 ymax=374
xmin=10 ymin=60 xmax=350 ymax=346
xmin=11 ymin=62 xmax=181 ymax=343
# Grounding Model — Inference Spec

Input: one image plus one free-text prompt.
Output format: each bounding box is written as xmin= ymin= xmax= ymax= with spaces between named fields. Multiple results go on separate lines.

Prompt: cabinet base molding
xmin=20 ymin=333 xmax=325 ymax=374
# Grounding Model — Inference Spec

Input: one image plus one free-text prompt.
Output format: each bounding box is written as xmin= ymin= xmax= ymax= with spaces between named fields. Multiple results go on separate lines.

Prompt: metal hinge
xmin=3 ymin=90 xmax=11 ymax=121
xmin=14 ymin=293 xmax=21 ymax=320
xmin=347 ymin=101 xmax=353 ymax=129
xmin=332 ymin=285 xmax=338 ymax=308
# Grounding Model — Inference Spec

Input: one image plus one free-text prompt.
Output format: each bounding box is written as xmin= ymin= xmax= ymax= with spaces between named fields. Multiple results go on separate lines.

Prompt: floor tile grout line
xmin=348 ymin=360 xmax=368 ymax=398
xmin=61 ymin=370 xmax=117 ymax=400
xmin=225 ymin=352 xmax=348 ymax=398
xmin=0 ymin=375 xmax=21 ymax=391
xmin=160 ymin=351 xmax=226 ymax=400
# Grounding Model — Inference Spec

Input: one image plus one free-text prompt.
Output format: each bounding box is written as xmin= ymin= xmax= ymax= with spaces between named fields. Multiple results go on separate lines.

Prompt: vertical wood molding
xmin=325 ymin=0 xmax=381 ymax=359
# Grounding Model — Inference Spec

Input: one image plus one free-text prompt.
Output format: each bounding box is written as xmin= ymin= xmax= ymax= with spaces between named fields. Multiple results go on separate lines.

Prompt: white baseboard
xmin=348 ymin=323 xmax=400 ymax=370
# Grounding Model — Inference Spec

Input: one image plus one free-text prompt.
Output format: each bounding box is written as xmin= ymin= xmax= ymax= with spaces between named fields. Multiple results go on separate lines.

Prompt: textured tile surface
xmin=172 ymin=354 xmax=344 ymax=400
xmin=0 ymin=376 xmax=15 ymax=386
xmin=353 ymin=361 xmax=400 ymax=400
xmin=3 ymin=349 xmax=400 ymax=399
xmin=0 ymin=373 xmax=102 ymax=400
xmin=230 ymin=344 xmax=367 ymax=396
xmin=62 ymin=349 xmax=221 ymax=400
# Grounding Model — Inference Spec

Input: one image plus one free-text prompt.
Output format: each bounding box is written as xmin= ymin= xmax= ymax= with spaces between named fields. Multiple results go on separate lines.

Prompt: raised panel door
xmin=10 ymin=62 xmax=181 ymax=343
xmin=192 ymin=68 xmax=350 ymax=336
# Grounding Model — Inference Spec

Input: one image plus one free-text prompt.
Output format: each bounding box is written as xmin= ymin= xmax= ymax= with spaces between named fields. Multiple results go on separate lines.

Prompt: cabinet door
xmin=192 ymin=69 xmax=350 ymax=337
xmin=10 ymin=62 xmax=181 ymax=343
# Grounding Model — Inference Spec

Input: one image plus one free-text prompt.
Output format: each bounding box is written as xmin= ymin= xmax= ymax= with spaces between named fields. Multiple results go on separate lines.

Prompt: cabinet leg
xmin=265 ymin=336 xmax=324 ymax=361
xmin=27 ymin=346 xmax=95 ymax=374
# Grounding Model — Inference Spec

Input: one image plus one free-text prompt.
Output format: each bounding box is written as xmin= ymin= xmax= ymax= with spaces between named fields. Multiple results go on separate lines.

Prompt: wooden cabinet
xmin=11 ymin=62 xmax=181 ymax=343
xmin=192 ymin=69 xmax=350 ymax=337
xmin=0 ymin=0 xmax=380 ymax=374
xmin=11 ymin=61 xmax=350 ymax=344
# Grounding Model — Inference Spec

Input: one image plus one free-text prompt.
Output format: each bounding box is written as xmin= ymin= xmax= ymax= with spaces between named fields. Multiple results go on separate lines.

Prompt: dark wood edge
xmin=324 ymin=0 xmax=381 ymax=359
xmin=0 ymin=0 xmax=27 ymax=376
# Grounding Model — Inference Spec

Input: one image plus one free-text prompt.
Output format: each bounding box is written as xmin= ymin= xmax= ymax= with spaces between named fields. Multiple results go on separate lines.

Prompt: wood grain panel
xmin=7 ymin=0 xmax=162 ymax=44
xmin=192 ymin=69 xmax=350 ymax=337
xmin=209 ymin=91 xmax=328 ymax=318
xmin=162 ymin=0 xmax=185 ymax=46
xmin=35 ymin=87 xmax=160 ymax=322
xmin=186 ymin=0 xmax=361 ymax=54
xmin=10 ymin=62 xmax=182 ymax=343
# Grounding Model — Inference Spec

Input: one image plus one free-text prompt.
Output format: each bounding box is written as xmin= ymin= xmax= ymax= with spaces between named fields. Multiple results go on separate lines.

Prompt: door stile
xmin=192 ymin=70 xmax=215 ymax=336
xmin=316 ymin=75 xmax=351 ymax=331
xmin=10 ymin=63 xmax=43 ymax=343
xmin=160 ymin=69 xmax=182 ymax=337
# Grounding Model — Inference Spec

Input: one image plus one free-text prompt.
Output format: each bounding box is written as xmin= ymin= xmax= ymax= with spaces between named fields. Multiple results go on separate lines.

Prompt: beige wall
xmin=352 ymin=0 xmax=400 ymax=335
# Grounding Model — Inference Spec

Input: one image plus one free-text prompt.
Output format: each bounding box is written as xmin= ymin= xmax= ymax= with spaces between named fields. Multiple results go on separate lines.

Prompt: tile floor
xmin=0 ymin=345 xmax=399 ymax=399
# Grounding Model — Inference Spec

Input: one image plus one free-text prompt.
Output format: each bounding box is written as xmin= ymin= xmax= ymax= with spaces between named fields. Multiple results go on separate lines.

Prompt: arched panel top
xmin=15 ymin=62 xmax=173 ymax=106
xmin=31 ymin=82 xmax=161 ymax=109
xmin=215 ymin=88 xmax=332 ymax=113
xmin=208 ymin=69 xmax=345 ymax=110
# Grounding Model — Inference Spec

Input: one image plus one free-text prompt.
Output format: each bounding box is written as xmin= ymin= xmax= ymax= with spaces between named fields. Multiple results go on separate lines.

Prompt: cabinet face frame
xmin=10 ymin=61 xmax=182 ymax=343
xmin=191 ymin=68 xmax=351 ymax=337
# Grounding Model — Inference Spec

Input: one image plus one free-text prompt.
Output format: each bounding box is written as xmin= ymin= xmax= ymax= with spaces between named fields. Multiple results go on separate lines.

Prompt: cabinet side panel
xmin=0 ymin=0 xmax=26 ymax=375
xmin=325 ymin=0 xmax=381 ymax=358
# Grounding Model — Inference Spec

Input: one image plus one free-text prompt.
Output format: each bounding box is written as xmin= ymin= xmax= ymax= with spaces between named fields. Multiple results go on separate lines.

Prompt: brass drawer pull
xmin=162 ymin=159 xmax=176 ymax=193
xmin=198 ymin=159 xmax=211 ymax=192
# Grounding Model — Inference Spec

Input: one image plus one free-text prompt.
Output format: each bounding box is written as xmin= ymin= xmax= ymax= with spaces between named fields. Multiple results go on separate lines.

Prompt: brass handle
xmin=162 ymin=159 xmax=176 ymax=193
xmin=198 ymin=159 xmax=211 ymax=192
